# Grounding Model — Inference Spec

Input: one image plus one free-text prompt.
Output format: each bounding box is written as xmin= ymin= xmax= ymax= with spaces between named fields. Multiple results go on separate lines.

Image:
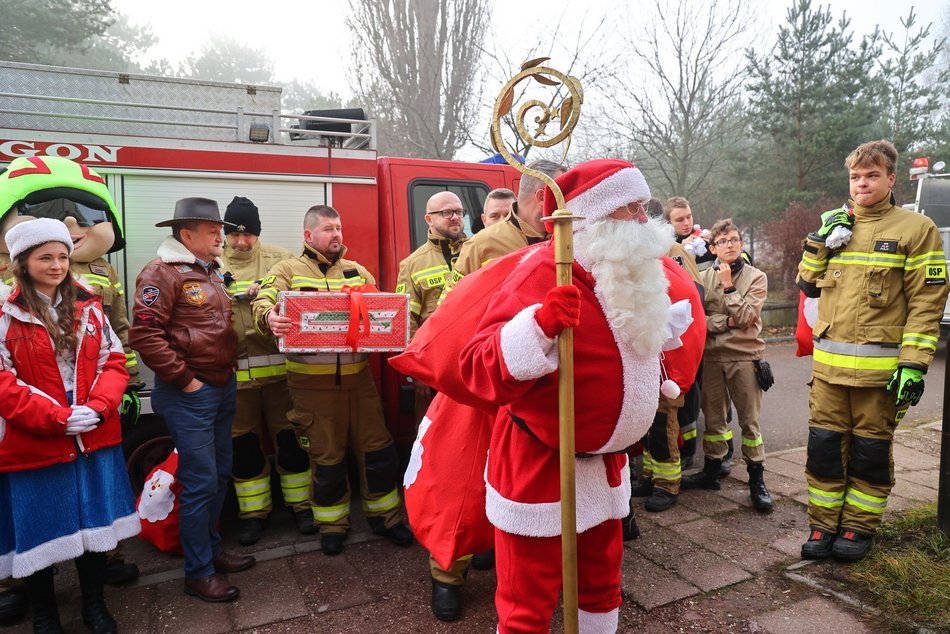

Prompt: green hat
xmin=0 ymin=156 xmax=124 ymax=253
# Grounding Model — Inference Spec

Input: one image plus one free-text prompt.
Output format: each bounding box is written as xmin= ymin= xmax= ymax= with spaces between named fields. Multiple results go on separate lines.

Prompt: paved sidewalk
xmin=2 ymin=421 xmax=944 ymax=633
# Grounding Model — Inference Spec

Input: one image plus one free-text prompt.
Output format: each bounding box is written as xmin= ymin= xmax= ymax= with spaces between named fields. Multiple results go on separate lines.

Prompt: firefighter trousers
xmin=642 ymin=394 xmax=684 ymax=494
xmin=805 ymin=377 xmax=907 ymax=535
xmin=231 ymin=382 xmax=312 ymax=519
xmin=495 ymin=520 xmax=622 ymax=633
xmin=701 ymin=359 xmax=765 ymax=464
xmin=286 ymin=368 xmax=403 ymax=535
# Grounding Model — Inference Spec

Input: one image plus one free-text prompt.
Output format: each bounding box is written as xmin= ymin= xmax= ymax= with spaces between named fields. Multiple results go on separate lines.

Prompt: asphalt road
xmin=697 ymin=340 xmax=948 ymax=454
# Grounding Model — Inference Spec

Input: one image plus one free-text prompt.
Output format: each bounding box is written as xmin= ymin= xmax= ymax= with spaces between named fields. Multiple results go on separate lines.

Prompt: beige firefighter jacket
xmin=442 ymin=206 xmax=546 ymax=299
xmin=394 ymin=229 xmax=466 ymax=339
xmin=222 ymin=241 xmax=294 ymax=388
xmin=252 ymin=244 xmax=375 ymax=379
xmin=667 ymin=242 xmax=704 ymax=287
xmin=700 ymin=262 xmax=767 ymax=362
xmin=798 ymin=197 xmax=948 ymax=387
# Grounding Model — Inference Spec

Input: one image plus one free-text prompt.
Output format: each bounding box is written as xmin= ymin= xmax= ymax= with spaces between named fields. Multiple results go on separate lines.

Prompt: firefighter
xmin=797 ymin=140 xmax=948 ymax=561
xmin=220 ymin=197 xmax=315 ymax=545
xmin=481 ymin=188 xmax=516 ymax=228
xmin=252 ymin=204 xmax=412 ymax=556
xmin=682 ymin=218 xmax=774 ymax=512
xmin=631 ymin=199 xmax=706 ymax=513
xmin=440 ymin=160 xmax=566 ymax=300
xmin=395 ymin=191 xmax=469 ymax=621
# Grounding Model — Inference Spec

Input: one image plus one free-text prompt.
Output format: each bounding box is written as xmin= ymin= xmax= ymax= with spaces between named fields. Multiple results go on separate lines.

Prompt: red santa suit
xmin=459 ymin=159 xmax=679 ymax=633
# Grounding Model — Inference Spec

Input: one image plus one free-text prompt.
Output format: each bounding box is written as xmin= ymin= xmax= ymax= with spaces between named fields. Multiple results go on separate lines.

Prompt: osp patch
xmin=182 ymin=282 xmax=206 ymax=306
xmin=141 ymin=285 xmax=160 ymax=306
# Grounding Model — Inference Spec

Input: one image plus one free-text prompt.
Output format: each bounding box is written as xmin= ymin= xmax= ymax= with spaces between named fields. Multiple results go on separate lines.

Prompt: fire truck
xmin=0 ymin=60 xmax=520 ymax=485
xmin=909 ymin=157 xmax=950 ymax=326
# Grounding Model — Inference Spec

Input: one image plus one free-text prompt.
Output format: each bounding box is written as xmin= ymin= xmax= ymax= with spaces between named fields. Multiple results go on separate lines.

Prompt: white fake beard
xmin=574 ymin=217 xmax=674 ymax=357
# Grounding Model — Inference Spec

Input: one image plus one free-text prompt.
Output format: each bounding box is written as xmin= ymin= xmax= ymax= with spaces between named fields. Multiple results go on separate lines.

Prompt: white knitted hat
xmin=5 ymin=218 xmax=74 ymax=260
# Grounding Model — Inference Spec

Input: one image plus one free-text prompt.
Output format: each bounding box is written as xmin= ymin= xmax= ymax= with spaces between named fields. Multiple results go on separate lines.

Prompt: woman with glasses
xmin=682 ymin=218 xmax=775 ymax=513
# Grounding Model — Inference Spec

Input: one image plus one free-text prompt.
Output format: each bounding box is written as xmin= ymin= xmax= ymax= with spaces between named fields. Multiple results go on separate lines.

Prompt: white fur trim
xmin=568 ymin=168 xmax=650 ymax=228
xmin=157 ymin=235 xmax=224 ymax=267
xmin=499 ymin=304 xmax=559 ymax=381
xmin=579 ymin=608 xmax=619 ymax=633
xmin=5 ymin=218 xmax=74 ymax=261
xmin=403 ymin=415 xmax=432 ymax=488
xmin=1 ymin=512 xmax=140 ymax=579
xmin=485 ymin=454 xmax=631 ymax=537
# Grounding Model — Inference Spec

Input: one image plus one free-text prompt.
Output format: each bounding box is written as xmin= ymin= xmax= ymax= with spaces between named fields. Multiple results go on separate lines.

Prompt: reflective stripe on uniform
xmin=80 ymin=273 xmax=110 ymax=288
xmin=742 ymin=434 xmax=764 ymax=448
xmin=812 ymin=347 xmax=899 ymax=372
xmin=234 ymin=476 xmax=272 ymax=513
xmin=902 ymin=332 xmax=938 ymax=351
xmin=312 ymin=502 xmax=350 ymax=522
xmin=259 ymin=288 xmax=279 ymax=302
xmin=650 ymin=460 xmax=681 ymax=482
xmin=114 ymin=281 xmax=124 ymax=295
xmin=125 ymin=352 xmax=138 ymax=368
xmin=832 ymin=251 xmax=906 ymax=268
xmin=681 ymin=427 xmax=697 ymax=441
xmin=845 ymin=488 xmax=887 ymax=514
xmin=801 ymin=253 xmax=828 ymax=273
xmin=904 ymin=250 xmax=946 ymax=271
xmin=409 ymin=264 xmax=450 ymax=284
xmin=237 ymin=366 xmax=287 ymax=381
xmin=409 ymin=299 xmax=422 ymax=315
xmin=362 ymin=488 xmax=400 ymax=513
xmin=279 ymin=470 xmax=311 ymax=504
xmin=703 ymin=429 xmax=734 ymax=443
xmin=237 ymin=354 xmax=287 ymax=370
xmin=290 ymin=275 xmax=367 ymax=290
xmin=807 ymin=485 xmax=844 ymax=509
xmin=285 ymin=359 xmax=368 ymax=376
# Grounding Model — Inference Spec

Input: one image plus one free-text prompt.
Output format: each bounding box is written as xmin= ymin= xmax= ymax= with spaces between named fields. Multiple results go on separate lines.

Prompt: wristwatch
xmin=723 ymin=285 xmax=737 ymax=294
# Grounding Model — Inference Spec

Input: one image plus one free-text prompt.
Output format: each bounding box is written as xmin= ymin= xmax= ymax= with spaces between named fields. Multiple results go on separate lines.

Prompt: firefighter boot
xmin=621 ymin=510 xmax=641 ymax=541
xmin=630 ymin=478 xmax=654 ymax=497
xmin=747 ymin=463 xmax=774 ymax=512
xmin=681 ymin=458 xmax=722 ymax=490
xmin=831 ymin=529 xmax=874 ymax=562
xmin=238 ymin=517 xmax=268 ymax=546
xmin=76 ymin=552 xmax=117 ymax=634
xmin=801 ymin=527 xmax=836 ymax=560
xmin=25 ymin=567 xmax=63 ymax=634
xmin=644 ymin=489 xmax=677 ymax=512
xmin=431 ymin=579 xmax=461 ymax=622
xmin=0 ymin=580 xmax=28 ymax=625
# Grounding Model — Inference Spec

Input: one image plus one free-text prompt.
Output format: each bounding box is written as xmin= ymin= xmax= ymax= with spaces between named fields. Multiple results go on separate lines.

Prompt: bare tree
xmin=347 ymin=0 xmax=490 ymax=159
xmin=611 ymin=0 xmax=751 ymax=200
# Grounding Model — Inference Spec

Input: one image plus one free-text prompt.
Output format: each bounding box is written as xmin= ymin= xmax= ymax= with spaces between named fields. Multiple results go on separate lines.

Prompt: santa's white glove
xmin=65 ymin=405 xmax=100 ymax=436
xmin=825 ymin=225 xmax=853 ymax=250
xmin=661 ymin=299 xmax=694 ymax=351
xmin=683 ymin=239 xmax=708 ymax=257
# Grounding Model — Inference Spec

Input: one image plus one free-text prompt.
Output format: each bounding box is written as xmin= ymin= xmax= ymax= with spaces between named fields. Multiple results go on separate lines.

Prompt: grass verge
xmin=849 ymin=504 xmax=950 ymax=630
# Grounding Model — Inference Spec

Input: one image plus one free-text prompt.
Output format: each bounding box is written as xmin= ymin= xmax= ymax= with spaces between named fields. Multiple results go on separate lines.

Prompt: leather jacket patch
xmin=182 ymin=282 xmax=206 ymax=306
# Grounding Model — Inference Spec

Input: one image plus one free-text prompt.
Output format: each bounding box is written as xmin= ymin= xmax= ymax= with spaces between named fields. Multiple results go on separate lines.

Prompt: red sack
xmin=389 ymin=246 xmax=539 ymax=412
xmin=795 ymin=291 xmax=818 ymax=357
xmin=403 ymin=393 xmax=494 ymax=570
xmin=661 ymin=256 xmax=706 ymax=392
xmin=136 ymin=449 xmax=183 ymax=555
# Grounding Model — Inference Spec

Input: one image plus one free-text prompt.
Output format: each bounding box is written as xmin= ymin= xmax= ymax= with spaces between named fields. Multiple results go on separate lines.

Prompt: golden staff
xmin=491 ymin=58 xmax=584 ymax=634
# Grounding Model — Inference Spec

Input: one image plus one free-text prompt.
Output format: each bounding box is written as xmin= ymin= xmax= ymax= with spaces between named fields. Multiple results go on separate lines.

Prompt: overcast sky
xmin=112 ymin=0 xmax=947 ymax=100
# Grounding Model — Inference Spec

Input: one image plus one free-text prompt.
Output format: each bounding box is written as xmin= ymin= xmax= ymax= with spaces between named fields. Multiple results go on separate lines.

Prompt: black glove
xmin=119 ymin=386 xmax=141 ymax=426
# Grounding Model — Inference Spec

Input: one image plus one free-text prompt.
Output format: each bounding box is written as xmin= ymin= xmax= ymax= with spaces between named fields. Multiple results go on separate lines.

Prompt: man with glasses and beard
xmin=459 ymin=159 xmax=688 ymax=633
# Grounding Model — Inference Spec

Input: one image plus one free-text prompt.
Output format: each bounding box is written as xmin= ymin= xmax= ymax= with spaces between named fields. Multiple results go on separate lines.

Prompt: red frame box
xmin=278 ymin=291 xmax=409 ymax=353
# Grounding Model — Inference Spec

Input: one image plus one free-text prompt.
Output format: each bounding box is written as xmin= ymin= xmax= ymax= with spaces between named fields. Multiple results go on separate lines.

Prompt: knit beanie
xmin=5 ymin=218 xmax=74 ymax=260
xmin=224 ymin=196 xmax=261 ymax=235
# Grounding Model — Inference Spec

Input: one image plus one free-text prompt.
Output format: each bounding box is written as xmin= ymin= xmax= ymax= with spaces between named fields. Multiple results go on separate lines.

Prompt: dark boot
xmin=720 ymin=438 xmax=735 ymax=476
xmin=629 ymin=478 xmax=654 ymax=497
xmin=237 ymin=517 xmax=267 ymax=546
xmin=801 ymin=527 xmax=836 ymax=559
xmin=644 ymin=489 xmax=677 ymax=512
xmin=681 ymin=458 xmax=722 ymax=490
xmin=75 ymin=552 xmax=117 ymax=634
xmin=0 ymin=581 xmax=28 ymax=625
xmin=831 ymin=529 xmax=874 ymax=561
xmin=431 ymin=579 xmax=461 ymax=622
xmin=747 ymin=463 xmax=773 ymax=512
xmin=621 ymin=510 xmax=641 ymax=541
xmin=24 ymin=567 xmax=63 ymax=634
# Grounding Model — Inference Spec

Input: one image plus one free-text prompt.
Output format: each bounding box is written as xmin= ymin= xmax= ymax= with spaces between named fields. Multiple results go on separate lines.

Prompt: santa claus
xmin=459 ymin=159 xmax=678 ymax=633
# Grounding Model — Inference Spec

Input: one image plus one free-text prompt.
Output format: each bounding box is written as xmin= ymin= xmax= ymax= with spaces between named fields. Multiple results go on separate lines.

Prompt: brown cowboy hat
xmin=155 ymin=197 xmax=237 ymax=228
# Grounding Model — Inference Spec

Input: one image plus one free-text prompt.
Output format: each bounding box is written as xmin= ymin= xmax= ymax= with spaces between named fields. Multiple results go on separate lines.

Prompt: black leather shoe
xmin=431 ymin=579 xmax=461 ymax=622
xmin=321 ymin=532 xmax=347 ymax=556
xmin=374 ymin=522 xmax=414 ymax=546
xmin=184 ymin=574 xmax=240 ymax=602
xmin=0 ymin=586 xmax=28 ymax=624
xmin=104 ymin=559 xmax=140 ymax=586
xmin=294 ymin=509 xmax=318 ymax=535
xmin=81 ymin=598 xmax=118 ymax=634
xmin=470 ymin=549 xmax=495 ymax=571
xmin=801 ymin=527 xmax=836 ymax=560
xmin=238 ymin=517 xmax=267 ymax=546
xmin=831 ymin=529 xmax=873 ymax=561
xmin=212 ymin=551 xmax=256 ymax=574
xmin=630 ymin=478 xmax=654 ymax=497
xmin=644 ymin=489 xmax=677 ymax=512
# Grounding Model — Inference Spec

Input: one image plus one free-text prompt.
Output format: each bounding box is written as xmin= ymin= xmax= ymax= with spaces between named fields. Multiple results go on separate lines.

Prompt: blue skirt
xmin=0 ymin=444 xmax=141 ymax=579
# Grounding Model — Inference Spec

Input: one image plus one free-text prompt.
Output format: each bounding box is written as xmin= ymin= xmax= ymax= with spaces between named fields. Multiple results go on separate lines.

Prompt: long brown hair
xmin=11 ymin=242 xmax=78 ymax=356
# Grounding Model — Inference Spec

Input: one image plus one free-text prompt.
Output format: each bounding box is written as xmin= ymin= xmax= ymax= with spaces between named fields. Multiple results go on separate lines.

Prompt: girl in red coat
xmin=0 ymin=218 xmax=139 ymax=634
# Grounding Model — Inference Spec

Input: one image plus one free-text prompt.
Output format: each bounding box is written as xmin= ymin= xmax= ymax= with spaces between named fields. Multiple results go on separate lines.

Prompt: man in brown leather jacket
xmin=129 ymin=198 xmax=256 ymax=603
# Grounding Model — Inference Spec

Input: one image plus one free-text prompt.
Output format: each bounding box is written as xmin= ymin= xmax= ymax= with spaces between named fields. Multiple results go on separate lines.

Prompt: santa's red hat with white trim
xmin=542 ymin=158 xmax=651 ymax=231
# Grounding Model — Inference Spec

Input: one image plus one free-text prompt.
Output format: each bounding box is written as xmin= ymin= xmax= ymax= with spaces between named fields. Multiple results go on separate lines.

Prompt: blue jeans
xmin=152 ymin=376 xmax=236 ymax=579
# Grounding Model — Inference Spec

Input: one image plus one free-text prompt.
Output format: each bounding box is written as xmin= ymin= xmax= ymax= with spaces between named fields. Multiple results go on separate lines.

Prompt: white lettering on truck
xmin=0 ymin=141 xmax=121 ymax=163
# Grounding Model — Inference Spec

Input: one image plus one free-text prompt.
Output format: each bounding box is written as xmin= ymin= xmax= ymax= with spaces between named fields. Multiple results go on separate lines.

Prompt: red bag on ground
xmin=136 ymin=449 xmax=183 ymax=555
xmin=403 ymin=393 xmax=494 ymax=570
xmin=795 ymin=291 xmax=818 ymax=357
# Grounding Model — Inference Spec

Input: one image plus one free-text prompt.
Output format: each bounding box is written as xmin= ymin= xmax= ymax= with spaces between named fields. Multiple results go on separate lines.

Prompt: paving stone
xmin=669 ymin=546 xmax=752 ymax=593
xmin=151 ymin=578 xmax=232 ymax=633
xmin=290 ymin=550 xmax=376 ymax=613
xmin=676 ymin=489 xmax=742 ymax=516
xmin=726 ymin=499 xmax=810 ymax=552
xmin=640 ymin=500 xmax=701 ymax=527
xmin=899 ymin=468 xmax=940 ymax=489
xmin=669 ymin=518 xmax=788 ymax=574
xmin=761 ymin=457 xmax=808 ymax=483
xmin=772 ymin=449 xmax=808 ymax=466
xmin=629 ymin=520 xmax=697 ymax=563
xmin=891 ymin=444 xmax=941 ymax=471
xmin=621 ymin=550 xmax=700 ymax=610
xmin=106 ymin=583 xmax=156 ymax=632
xmin=231 ymin=558 xmax=308 ymax=630
xmin=755 ymin=596 xmax=872 ymax=634
xmin=889 ymin=476 xmax=939 ymax=501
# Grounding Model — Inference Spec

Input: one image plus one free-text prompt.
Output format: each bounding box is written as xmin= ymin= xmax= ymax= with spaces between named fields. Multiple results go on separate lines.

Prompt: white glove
xmin=65 ymin=405 xmax=100 ymax=436
xmin=683 ymin=239 xmax=707 ymax=257
xmin=825 ymin=225 xmax=853 ymax=249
